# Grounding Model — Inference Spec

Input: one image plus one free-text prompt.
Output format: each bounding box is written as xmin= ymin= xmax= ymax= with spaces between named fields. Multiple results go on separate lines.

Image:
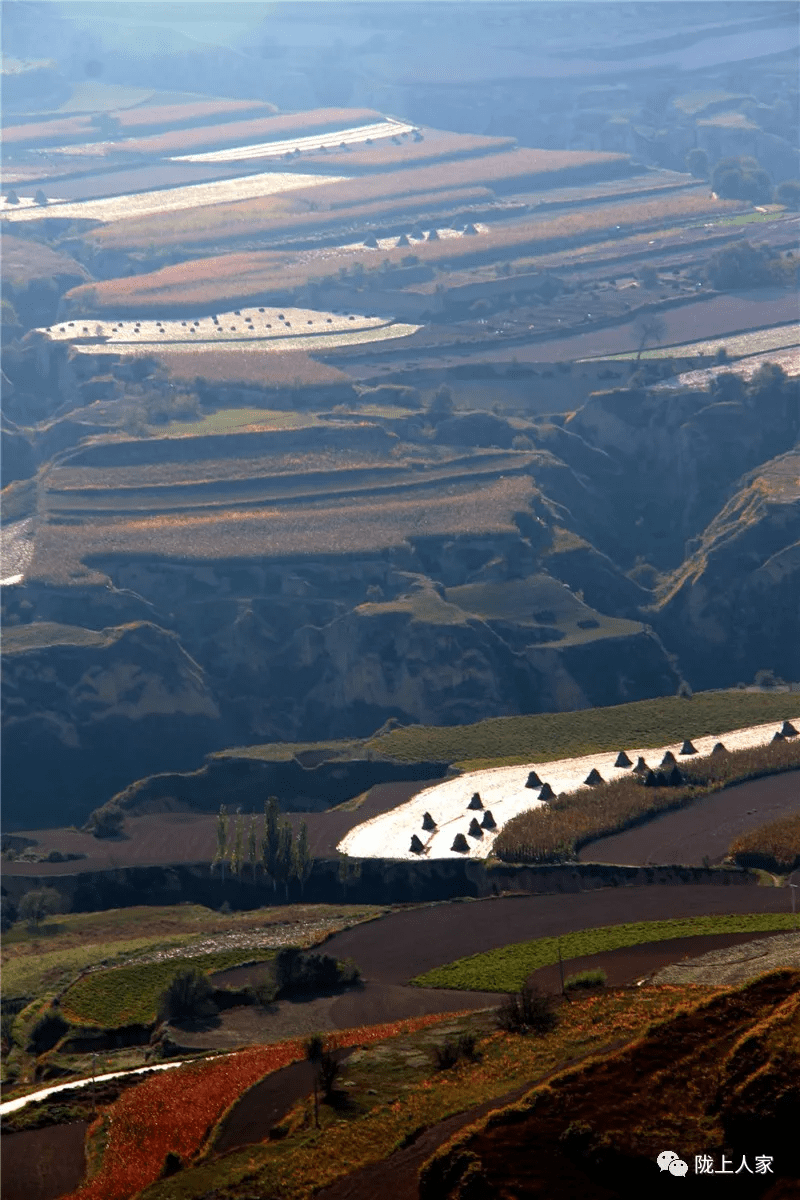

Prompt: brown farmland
xmin=154 ymin=347 xmax=354 ymax=387
xmin=27 ymin=474 xmax=536 ymax=582
xmin=85 ymin=184 xmax=493 ymax=256
xmin=114 ymin=106 xmax=386 ymax=157
xmin=578 ymin=769 xmax=800 ymax=868
xmin=74 ymin=191 xmax=742 ymax=309
xmin=302 ymin=131 xmax=517 ymax=171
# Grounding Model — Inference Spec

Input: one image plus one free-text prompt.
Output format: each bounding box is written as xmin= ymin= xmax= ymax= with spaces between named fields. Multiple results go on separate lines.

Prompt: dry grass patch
xmin=730 ymin=811 xmax=800 ymax=873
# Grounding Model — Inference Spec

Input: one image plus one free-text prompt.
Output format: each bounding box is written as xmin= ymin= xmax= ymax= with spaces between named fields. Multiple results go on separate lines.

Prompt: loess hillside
xmin=2 ymin=3 xmax=799 ymax=830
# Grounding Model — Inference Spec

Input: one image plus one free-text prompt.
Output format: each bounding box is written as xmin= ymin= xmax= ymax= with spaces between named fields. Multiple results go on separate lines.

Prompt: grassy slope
xmin=411 ymin=913 xmax=798 ymax=992
xmin=369 ymin=690 xmax=799 ymax=771
xmin=212 ymin=691 xmax=798 ymax=770
xmin=419 ymin=969 xmax=799 ymax=1198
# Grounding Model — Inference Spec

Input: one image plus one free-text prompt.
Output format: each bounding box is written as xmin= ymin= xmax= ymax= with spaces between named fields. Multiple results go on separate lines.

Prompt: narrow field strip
xmin=171 ymin=118 xmax=416 ymax=163
xmin=411 ymin=913 xmax=799 ymax=991
xmin=1 ymin=170 xmax=348 ymax=224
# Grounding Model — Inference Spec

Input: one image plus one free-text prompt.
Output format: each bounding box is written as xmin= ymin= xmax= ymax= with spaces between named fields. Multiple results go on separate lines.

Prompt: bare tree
xmin=633 ymin=315 xmax=667 ymax=366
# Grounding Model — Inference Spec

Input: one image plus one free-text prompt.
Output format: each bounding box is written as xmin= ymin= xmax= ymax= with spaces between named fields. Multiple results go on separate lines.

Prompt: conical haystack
xmin=467 ymin=792 xmax=484 ymax=810
xmin=643 ymin=769 xmax=657 ymax=787
xmin=409 ymin=834 xmax=424 ymax=854
xmin=780 ymin=721 xmax=798 ymax=737
xmin=772 ymin=730 xmax=786 ymax=742
xmin=481 ymin=810 xmax=496 ymax=830
xmin=525 ymin=771 xmax=541 ymax=789
xmin=680 ymin=739 xmax=697 ymax=755
xmin=632 ymin=757 xmax=649 ymax=774
xmin=468 ymin=817 xmax=483 ymax=838
xmin=711 ymin=742 xmax=727 ymax=755
xmin=584 ymin=768 xmax=604 ymax=785
xmin=668 ymin=764 xmax=684 ymax=787
xmin=614 ymin=751 xmax=632 ymax=768
xmin=451 ymin=832 xmax=469 ymax=853
xmin=538 ymin=782 xmax=555 ymax=800
xmin=660 ymin=750 xmax=676 ymax=767
xmin=422 ymin=812 xmax=436 ymax=831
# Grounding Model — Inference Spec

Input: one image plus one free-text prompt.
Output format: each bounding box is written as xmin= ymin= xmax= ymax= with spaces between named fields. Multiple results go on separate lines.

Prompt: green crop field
xmin=158 ymin=408 xmax=324 ymax=437
xmin=60 ymin=948 xmax=277 ymax=1027
xmin=365 ymin=690 xmax=799 ymax=770
xmin=411 ymin=913 xmax=798 ymax=992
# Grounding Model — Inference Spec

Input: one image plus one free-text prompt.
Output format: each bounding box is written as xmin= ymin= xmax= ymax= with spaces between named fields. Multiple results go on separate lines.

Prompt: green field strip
xmin=411 ymin=913 xmax=798 ymax=992
xmin=367 ymin=691 xmax=797 ymax=767
xmin=60 ymin=948 xmax=277 ymax=1028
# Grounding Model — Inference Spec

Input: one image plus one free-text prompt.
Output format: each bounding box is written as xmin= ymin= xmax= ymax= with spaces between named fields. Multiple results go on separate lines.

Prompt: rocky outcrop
xmin=1 ymin=622 xmax=221 ymax=829
xmin=655 ymin=450 xmax=800 ymax=689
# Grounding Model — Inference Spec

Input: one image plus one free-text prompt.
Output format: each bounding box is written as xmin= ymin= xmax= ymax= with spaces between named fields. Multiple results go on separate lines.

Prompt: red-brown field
xmin=577 ymin=770 xmax=800 ymax=868
xmin=1 ymin=115 xmax=93 ymax=145
xmin=72 ymin=190 xmax=743 ymax=310
xmin=302 ymin=130 xmax=517 ymax=171
xmin=110 ymin=99 xmax=276 ymax=131
xmin=154 ymin=347 xmax=354 ymax=387
xmin=84 ymin=185 xmax=493 ymax=256
xmin=114 ymin=107 xmax=385 ymax=157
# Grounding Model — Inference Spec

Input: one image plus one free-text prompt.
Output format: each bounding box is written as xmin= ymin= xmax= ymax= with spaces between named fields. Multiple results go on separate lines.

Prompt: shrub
xmin=564 ymin=968 xmax=607 ymax=992
xmin=157 ymin=967 xmax=218 ymax=1024
xmin=432 ymin=1038 xmax=461 ymax=1070
xmin=19 ymin=887 xmax=62 ymax=928
xmin=318 ymin=1048 xmax=341 ymax=1100
xmin=496 ymin=986 xmax=558 ymax=1035
xmin=774 ymin=180 xmax=800 ymax=210
xmin=1 ymin=894 xmax=18 ymax=932
xmin=274 ymin=948 xmax=360 ymax=997
xmin=432 ymin=1031 xmax=479 ymax=1071
xmin=27 ymin=1008 xmax=69 ymax=1054
xmin=87 ymin=804 xmax=125 ymax=838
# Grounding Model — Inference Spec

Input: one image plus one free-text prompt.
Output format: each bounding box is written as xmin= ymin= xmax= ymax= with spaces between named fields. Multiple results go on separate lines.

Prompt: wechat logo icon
xmin=658 ymin=1151 xmax=689 ymax=1177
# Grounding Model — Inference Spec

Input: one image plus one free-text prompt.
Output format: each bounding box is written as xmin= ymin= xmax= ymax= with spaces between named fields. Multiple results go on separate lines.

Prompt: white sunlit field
xmin=0 ymin=171 xmax=348 ymax=224
xmin=659 ymin=345 xmax=800 ymax=389
xmin=45 ymin=306 xmax=422 ymax=356
xmin=586 ymin=322 xmax=800 ymax=363
xmin=171 ymin=118 xmax=417 ymax=163
xmin=337 ymin=717 xmax=800 ymax=862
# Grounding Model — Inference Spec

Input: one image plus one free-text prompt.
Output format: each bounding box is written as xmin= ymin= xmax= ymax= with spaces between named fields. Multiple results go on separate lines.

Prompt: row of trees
xmin=212 ymin=797 xmax=313 ymax=897
xmin=685 ymin=150 xmax=799 ymax=208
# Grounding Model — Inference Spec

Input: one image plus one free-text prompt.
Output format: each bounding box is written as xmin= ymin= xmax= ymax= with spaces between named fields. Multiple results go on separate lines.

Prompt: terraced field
xmin=28 ymin=444 xmax=540 ymax=581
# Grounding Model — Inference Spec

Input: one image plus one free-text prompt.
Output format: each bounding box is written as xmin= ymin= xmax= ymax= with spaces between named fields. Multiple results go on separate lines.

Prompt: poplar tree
xmin=213 ymin=804 xmax=228 ymax=878
xmin=276 ymin=822 xmax=294 ymax=900
xmin=247 ymin=814 xmax=258 ymax=878
xmin=293 ymin=821 xmax=313 ymax=896
xmin=231 ymin=811 xmax=244 ymax=878
xmin=262 ymin=796 xmax=280 ymax=889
